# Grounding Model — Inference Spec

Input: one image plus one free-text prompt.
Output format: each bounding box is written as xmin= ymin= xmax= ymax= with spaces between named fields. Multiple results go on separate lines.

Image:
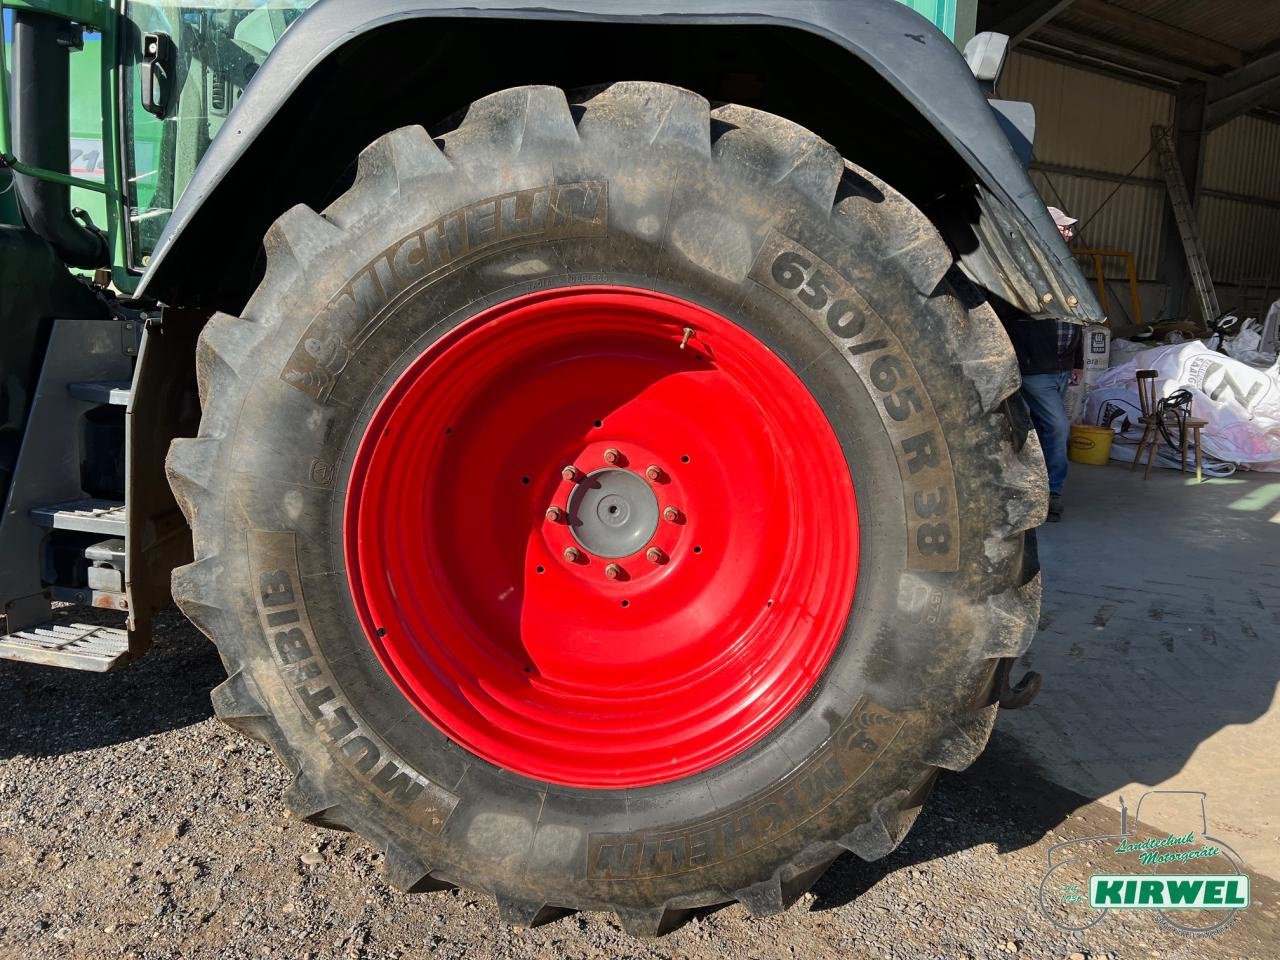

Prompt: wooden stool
xmin=1131 ymin=370 xmax=1208 ymax=481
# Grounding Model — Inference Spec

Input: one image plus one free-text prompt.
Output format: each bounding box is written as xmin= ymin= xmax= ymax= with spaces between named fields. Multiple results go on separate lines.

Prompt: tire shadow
xmin=810 ymin=729 xmax=1088 ymax=911
xmin=0 ymin=606 xmax=223 ymax=759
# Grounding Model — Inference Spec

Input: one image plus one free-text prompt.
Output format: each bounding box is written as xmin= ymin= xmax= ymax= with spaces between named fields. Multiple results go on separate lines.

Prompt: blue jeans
xmin=1020 ymin=372 xmax=1071 ymax=496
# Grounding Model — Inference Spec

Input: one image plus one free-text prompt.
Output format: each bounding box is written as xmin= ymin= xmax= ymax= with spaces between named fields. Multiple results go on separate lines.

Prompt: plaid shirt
xmin=1055 ymin=320 xmax=1077 ymax=360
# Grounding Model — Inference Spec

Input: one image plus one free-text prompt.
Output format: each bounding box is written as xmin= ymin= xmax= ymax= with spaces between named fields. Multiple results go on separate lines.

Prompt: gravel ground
xmin=2 ymin=607 xmax=1276 ymax=960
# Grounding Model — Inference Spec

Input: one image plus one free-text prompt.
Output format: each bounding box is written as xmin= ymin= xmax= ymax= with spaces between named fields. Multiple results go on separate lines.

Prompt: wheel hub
xmin=565 ymin=467 xmax=659 ymax=559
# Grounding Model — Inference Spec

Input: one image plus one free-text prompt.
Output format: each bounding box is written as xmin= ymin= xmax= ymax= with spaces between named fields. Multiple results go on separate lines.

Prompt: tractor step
xmin=30 ymin=499 xmax=127 ymax=536
xmin=68 ymin=380 xmax=132 ymax=406
xmin=0 ymin=622 xmax=130 ymax=671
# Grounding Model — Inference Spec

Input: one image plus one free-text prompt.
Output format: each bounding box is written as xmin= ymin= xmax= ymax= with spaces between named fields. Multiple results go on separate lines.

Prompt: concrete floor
xmin=1004 ymin=458 xmax=1280 ymax=879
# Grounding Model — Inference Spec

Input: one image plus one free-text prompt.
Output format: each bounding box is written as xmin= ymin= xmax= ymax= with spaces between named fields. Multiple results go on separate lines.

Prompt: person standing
xmin=997 ymin=206 xmax=1084 ymax=523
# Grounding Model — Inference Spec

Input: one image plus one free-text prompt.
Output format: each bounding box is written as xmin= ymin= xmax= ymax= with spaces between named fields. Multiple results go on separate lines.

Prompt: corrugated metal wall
xmin=1000 ymin=51 xmax=1280 ymax=292
xmin=1201 ymin=116 xmax=1280 ymax=287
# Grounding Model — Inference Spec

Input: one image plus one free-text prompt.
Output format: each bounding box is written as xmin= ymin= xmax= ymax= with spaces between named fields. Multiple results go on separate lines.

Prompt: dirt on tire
xmin=166 ymin=82 xmax=1046 ymax=933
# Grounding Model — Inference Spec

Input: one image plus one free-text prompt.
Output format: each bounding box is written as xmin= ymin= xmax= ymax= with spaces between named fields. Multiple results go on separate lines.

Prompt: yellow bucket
xmin=1068 ymin=424 xmax=1114 ymax=465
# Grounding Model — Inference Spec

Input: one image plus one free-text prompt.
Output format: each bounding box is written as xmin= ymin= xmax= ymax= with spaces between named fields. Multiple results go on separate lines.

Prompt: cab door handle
xmin=141 ymin=32 xmax=174 ymax=118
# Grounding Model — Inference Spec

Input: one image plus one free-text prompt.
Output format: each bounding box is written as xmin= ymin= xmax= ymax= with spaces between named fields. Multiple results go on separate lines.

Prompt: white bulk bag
xmin=1085 ymin=341 xmax=1280 ymax=472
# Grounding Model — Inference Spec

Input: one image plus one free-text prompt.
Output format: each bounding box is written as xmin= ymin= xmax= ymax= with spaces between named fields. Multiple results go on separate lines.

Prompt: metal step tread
xmin=68 ymin=380 xmax=132 ymax=406
xmin=30 ymin=499 xmax=127 ymax=535
xmin=0 ymin=622 xmax=129 ymax=672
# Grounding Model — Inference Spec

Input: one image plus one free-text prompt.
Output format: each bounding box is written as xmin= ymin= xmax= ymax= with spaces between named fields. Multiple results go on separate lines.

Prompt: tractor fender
xmin=135 ymin=0 xmax=1101 ymax=323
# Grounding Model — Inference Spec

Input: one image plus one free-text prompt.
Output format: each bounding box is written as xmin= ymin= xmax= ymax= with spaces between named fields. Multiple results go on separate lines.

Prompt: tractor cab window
xmin=1 ymin=11 xmax=107 ymax=234
xmin=70 ymin=29 xmax=109 ymax=244
xmin=123 ymin=1 xmax=316 ymax=267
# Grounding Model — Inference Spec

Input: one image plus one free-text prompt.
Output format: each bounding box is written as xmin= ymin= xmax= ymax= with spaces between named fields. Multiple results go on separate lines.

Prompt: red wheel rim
xmin=345 ymin=286 xmax=858 ymax=788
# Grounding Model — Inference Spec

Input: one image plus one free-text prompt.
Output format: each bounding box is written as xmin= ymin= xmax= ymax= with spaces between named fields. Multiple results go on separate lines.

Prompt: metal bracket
xmin=124 ymin=310 xmax=200 ymax=650
xmin=122 ymin=320 xmax=138 ymax=356
xmin=54 ymin=21 xmax=85 ymax=52
xmin=3 ymin=592 xmax=51 ymax=635
xmin=108 ymin=300 xmax=160 ymax=356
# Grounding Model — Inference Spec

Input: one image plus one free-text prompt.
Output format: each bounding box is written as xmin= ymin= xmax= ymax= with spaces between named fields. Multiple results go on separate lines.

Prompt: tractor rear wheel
xmin=168 ymin=82 xmax=1044 ymax=935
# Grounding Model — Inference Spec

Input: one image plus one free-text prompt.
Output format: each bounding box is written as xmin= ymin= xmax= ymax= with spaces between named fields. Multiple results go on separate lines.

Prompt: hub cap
xmin=567 ymin=468 xmax=659 ymax=558
xmin=344 ymin=286 xmax=859 ymax=788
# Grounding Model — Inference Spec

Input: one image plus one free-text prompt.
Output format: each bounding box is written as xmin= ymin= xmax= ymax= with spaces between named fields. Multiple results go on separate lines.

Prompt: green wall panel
xmin=896 ymin=0 xmax=955 ymax=37
xmin=894 ymin=0 xmax=977 ymax=45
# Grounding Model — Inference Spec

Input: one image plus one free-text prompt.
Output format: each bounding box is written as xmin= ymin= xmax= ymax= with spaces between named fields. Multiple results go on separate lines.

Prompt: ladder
xmin=0 ymin=374 xmax=133 ymax=671
xmin=1153 ymin=125 xmax=1220 ymax=323
xmin=0 ymin=319 xmax=134 ymax=671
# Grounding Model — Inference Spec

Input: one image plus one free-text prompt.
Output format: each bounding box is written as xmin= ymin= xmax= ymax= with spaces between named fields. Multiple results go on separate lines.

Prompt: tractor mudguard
xmin=135 ymin=0 xmax=1101 ymax=323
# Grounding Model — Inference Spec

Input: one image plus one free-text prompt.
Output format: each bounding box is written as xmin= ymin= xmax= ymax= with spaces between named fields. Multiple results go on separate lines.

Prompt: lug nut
xmin=561 ymin=465 xmax=580 ymax=482
xmin=646 ymin=547 xmax=666 ymax=564
xmin=603 ymin=448 xmax=621 ymax=464
xmin=604 ymin=563 xmax=622 ymax=580
xmin=663 ymin=506 xmax=682 ymax=523
xmin=563 ymin=546 xmax=581 ymax=562
xmin=545 ymin=506 xmax=564 ymax=523
xmin=645 ymin=465 xmax=662 ymax=481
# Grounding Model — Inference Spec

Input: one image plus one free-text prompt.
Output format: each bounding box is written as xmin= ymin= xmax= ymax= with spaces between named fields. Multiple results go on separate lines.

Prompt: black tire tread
xmin=167 ymin=81 xmax=1042 ymax=933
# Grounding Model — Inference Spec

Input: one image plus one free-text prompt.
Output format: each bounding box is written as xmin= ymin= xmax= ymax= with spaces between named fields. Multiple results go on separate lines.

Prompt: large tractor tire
xmin=168 ymin=82 xmax=1044 ymax=934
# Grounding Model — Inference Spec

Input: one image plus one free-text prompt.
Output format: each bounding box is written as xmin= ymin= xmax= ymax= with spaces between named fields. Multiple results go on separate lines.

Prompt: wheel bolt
xmin=561 ymin=465 xmax=580 ymax=482
xmin=603 ymin=448 xmax=621 ymax=464
xmin=545 ymin=506 xmax=564 ymax=523
xmin=563 ymin=546 xmax=581 ymax=562
xmin=646 ymin=547 xmax=666 ymax=564
xmin=604 ymin=563 xmax=622 ymax=580
xmin=663 ymin=506 xmax=682 ymax=523
xmin=645 ymin=465 xmax=662 ymax=481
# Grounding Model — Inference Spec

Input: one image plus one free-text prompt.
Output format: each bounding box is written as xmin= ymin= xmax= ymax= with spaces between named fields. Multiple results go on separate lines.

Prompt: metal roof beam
xmin=1206 ymin=48 xmax=1280 ymax=129
xmin=1031 ymin=26 xmax=1217 ymax=83
xmin=983 ymin=0 xmax=1076 ymax=47
xmin=1071 ymin=0 xmax=1244 ymax=70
